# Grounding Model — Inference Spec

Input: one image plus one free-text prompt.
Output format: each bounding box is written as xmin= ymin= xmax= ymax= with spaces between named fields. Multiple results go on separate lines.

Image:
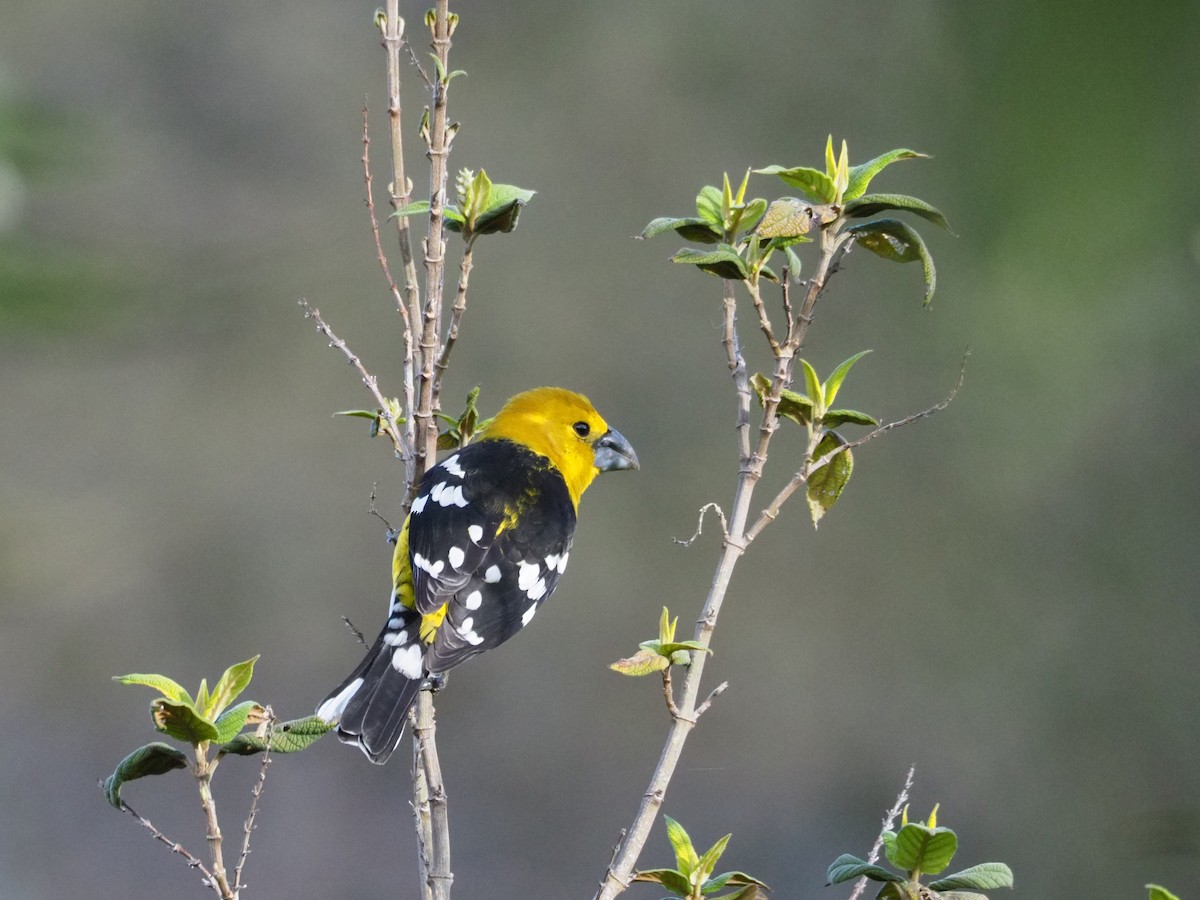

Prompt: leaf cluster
xmin=394 ymin=168 xmax=535 ymax=242
xmin=633 ymin=816 xmax=769 ymax=900
xmin=827 ymin=806 xmax=1013 ymax=900
xmin=610 ymin=607 xmax=711 ymax=676
xmin=751 ymin=351 xmax=876 ymax=526
xmin=334 ymin=388 xmax=492 ymax=451
xmin=644 ymin=137 xmax=950 ymax=305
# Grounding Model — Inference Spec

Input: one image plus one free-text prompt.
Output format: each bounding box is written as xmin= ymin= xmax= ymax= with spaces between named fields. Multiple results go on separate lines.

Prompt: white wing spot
xmin=441 ymin=485 xmax=468 ymax=507
xmin=555 ymin=551 xmax=569 ymax=574
xmin=411 ymin=494 xmax=429 ymax=515
xmin=527 ymin=577 xmax=547 ymax=602
xmin=441 ymin=454 xmax=465 ymax=478
xmin=468 ymin=524 xmax=484 ymax=543
xmin=448 ymin=546 xmax=465 ymax=569
xmin=384 ymin=629 xmax=409 ymax=647
xmin=456 ymin=616 xmax=484 ymax=645
xmin=316 ymin=677 xmax=364 ymax=723
xmin=521 ymin=604 xmax=538 ymax=627
xmin=391 ymin=643 xmax=424 ymax=679
xmin=464 ymin=590 xmax=483 ymax=610
xmin=517 ymin=561 xmax=541 ymax=592
xmin=484 ymin=565 xmax=502 ymax=584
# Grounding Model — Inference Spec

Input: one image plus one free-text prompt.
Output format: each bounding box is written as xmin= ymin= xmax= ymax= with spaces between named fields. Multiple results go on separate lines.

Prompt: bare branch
xmin=433 ymin=237 xmax=476 ymax=409
xmin=118 ymin=800 xmax=219 ymax=895
xmin=299 ymin=301 xmax=412 ymax=463
xmin=848 ymin=767 xmax=915 ymax=900
xmin=233 ymin=709 xmax=276 ymax=893
xmin=693 ymin=681 xmax=728 ymax=720
xmin=413 ymin=689 xmax=453 ymax=900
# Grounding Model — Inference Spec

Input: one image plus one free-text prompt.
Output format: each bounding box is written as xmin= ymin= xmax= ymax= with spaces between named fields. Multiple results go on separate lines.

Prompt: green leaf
xmin=671 ymin=246 xmax=749 ymax=281
xmin=937 ymin=893 xmax=990 ymax=900
xmin=610 ymin=648 xmax=670 ymax=676
xmin=843 ymin=194 xmax=951 ymax=232
xmin=150 ymin=698 xmax=219 ymax=745
xmin=729 ymin=197 xmax=768 ymax=236
xmin=1147 ymin=886 xmax=1180 ymax=900
xmin=755 ymin=198 xmax=815 ymax=239
xmin=696 ymin=185 xmax=724 ymax=227
xmin=218 ymin=715 xmax=334 ymax=756
xmin=800 ymin=359 xmax=823 ymax=411
xmin=213 ymin=701 xmax=267 ymax=744
xmin=333 ymin=408 xmax=384 ymax=420
xmin=823 ymin=350 xmax=871 ymax=407
xmin=641 ymin=217 xmax=723 ymax=244
xmin=807 ymin=431 xmax=852 ymax=528
xmin=826 ymin=853 xmax=903 ymax=885
xmin=633 ymin=868 xmax=694 ymax=897
xmin=886 ymin=822 xmax=958 ymax=875
xmin=929 ymin=862 xmax=1014 ymax=891
xmin=113 ymin=672 xmax=192 ymax=705
xmin=712 ymin=887 xmax=770 ymax=900
xmin=703 ymin=871 xmax=770 ymax=893
xmin=695 ymin=833 xmax=731 ymax=883
xmin=783 ymin=245 xmax=803 ymax=280
xmin=750 ymin=372 xmax=813 ymax=425
xmin=664 ymin=816 xmax=700 ymax=876
xmin=471 ymin=183 xmax=535 ymax=236
xmin=844 ymin=148 xmax=928 ymax=201
xmin=656 ymin=641 xmax=712 ymax=656
xmin=102 ymin=742 xmax=189 ymax=808
xmin=847 ymin=218 xmax=938 ymax=306
xmin=823 ymin=408 xmax=878 ymax=428
xmin=753 ymin=165 xmax=835 ymax=203
xmin=390 ymin=200 xmax=432 ymax=218
xmin=205 ymin=655 xmax=259 ymax=719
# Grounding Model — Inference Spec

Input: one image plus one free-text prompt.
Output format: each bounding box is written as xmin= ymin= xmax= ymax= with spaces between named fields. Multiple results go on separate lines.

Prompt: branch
xmin=118 ymin=800 xmax=219 ymax=895
xmin=195 ymin=749 xmax=235 ymax=899
xmin=432 ymin=236 xmax=477 ymax=410
xmin=744 ymin=349 xmax=968 ymax=544
xmin=848 ymin=766 xmax=915 ymax=900
xmin=233 ymin=709 xmax=276 ymax=893
xmin=413 ymin=689 xmax=453 ymax=900
xmin=672 ymin=502 xmax=728 ymax=547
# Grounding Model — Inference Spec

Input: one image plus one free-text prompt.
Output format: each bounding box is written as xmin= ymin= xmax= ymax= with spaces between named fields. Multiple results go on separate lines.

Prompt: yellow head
xmin=479 ymin=387 xmax=638 ymax=506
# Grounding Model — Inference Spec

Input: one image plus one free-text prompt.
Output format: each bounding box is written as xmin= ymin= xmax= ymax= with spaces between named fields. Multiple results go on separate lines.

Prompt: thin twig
xmin=299 ymin=301 xmax=411 ymax=462
xmin=119 ymin=801 xmax=218 ymax=894
xmin=744 ymin=349 xmax=968 ymax=544
xmin=233 ymin=709 xmax=276 ymax=893
xmin=661 ymin=667 xmax=682 ymax=719
xmin=432 ymin=237 xmax=476 ymax=410
xmin=848 ymin=767 xmax=915 ymax=900
xmin=341 ymin=617 xmax=368 ymax=647
xmin=693 ymin=681 xmax=728 ymax=720
xmin=673 ymin=502 xmax=728 ymax=547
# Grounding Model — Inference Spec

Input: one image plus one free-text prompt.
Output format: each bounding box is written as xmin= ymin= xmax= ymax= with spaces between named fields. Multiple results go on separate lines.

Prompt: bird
xmin=316 ymin=387 xmax=639 ymax=763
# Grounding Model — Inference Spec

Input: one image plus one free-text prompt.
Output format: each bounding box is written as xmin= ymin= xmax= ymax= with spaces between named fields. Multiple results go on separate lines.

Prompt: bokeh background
xmin=2 ymin=2 xmax=1198 ymax=897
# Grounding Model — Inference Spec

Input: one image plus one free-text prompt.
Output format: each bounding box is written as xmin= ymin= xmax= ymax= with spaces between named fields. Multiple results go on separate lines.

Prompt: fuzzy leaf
xmin=823 ymin=409 xmax=878 ymax=428
xmin=826 ymin=853 xmax=903 ymax=885
xmin=150 ymin=698 xmax=219 ymax=745
xmin=886 ymin=822 xmax=958 ymax=875
xmin=843 ymin=194 xmax=951 ymax=232
xmin=704 ymin=871 xmax=771 ymax=893
xmin=103 ymin=742 xmax=189 ymax=808
xmin=929 ymin=862 xmax=1014 ymax=891
xmin=671 ymin=246 xmax=749 ymax=281
xmin=823 ymin=350 xmax=871 ymax=407
xmin=807 ymin=432 xmax=852 ymax=528
xmin=218 ymin=715 xmax=334 ymax=756
xmin=205 ymin=655 xmax=259 ymax=719
xmin=664 ymin=816 xmax=700 ymax=876
xmin=213 ymin=701 xmax=267 ymax=744
xmin=695 ymin=833 xmax=732 ymax=883
xmin=610 ymin=649 xmax=670 ymax=676
xmin=755 ymin=198 xmax=814 ymax=239
xmin=641 ymin=217 xmax=723 ymax=243
xmin=1147 ymin=887 xmax=1180 ymax=900
xmin=113 ymin=672 xmax=192 ymax=705
xmin=470 ymin=183 xmax=535 ymax=236
xmin=938 ymin=893 xmax=990 ymax=900
xmin=750 ymin=372 xmax=813 ymax=425
xmin=390 ymin=200 xmax=432 ymax=218
xmin=844 ymin=149 xmax=928 ymax=201
xmin=847 ymin=218 xmax=937 ymax=305
xmin=753 ymin=165 xmax=835 ymax=203
xmin=696 ymin=185 xmax=724 ymax=227
xmin=800 ymin=359 xmax=823 ymax=410
xmin=633 ymin=868 xmax=693 ymax=896
xmin=729 ymin=198 xmax=768 ymax=235
xmin=657 ymin=641 xmax=711 ymax=656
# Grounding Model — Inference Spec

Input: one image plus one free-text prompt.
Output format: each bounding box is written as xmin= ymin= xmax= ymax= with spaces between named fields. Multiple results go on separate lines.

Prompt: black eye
xmin=573 ymin=421 xmax=590 ymax=437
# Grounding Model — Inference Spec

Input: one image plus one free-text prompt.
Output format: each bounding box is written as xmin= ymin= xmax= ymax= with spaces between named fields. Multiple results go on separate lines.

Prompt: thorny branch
xmin=848 ymin=766 xmax=915 ymax=900
xmin=118 ymin=800 xmax=218 ymax=894
xmin=233 ymin=710 xmax=276 ymax=894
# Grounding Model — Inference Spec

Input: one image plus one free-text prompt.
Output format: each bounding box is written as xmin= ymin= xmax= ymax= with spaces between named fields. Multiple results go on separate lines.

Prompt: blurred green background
xmin=2 ymin=1 xmax=1198 ymax=897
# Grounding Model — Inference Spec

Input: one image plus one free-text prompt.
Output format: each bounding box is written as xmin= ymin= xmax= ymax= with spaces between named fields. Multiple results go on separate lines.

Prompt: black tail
xmin=316 ymin=614 xmax=425 ymax=764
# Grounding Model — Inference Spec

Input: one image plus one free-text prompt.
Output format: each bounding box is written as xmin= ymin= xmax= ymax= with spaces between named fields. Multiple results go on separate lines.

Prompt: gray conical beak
xmin=593 ymin=428 xmax=639 ymax=472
